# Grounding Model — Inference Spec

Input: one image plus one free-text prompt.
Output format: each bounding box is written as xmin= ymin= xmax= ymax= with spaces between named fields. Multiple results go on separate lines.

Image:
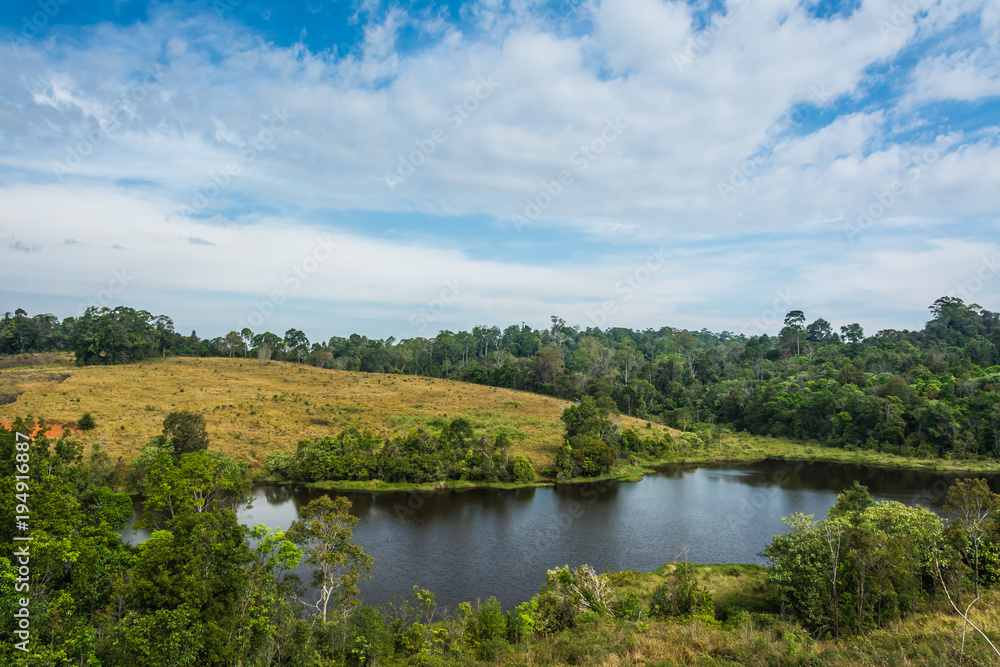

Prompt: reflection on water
xmin=120 ymin=460 xmax=999 ymax=610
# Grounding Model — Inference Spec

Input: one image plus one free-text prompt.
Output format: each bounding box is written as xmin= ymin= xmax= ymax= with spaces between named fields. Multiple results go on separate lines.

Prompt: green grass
xmin=643 ymin=430 xmax=1000 ymax=474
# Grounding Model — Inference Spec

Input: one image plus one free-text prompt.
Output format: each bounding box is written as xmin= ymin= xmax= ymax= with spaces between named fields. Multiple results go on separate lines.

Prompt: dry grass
xmin=505 ymin=566 xmax=1000 ymax=666
xmin=0 ymin=352 xmax=73 ymax=405
xmin=0 ymin=356 xmax=673 ymax=468
xmin=611 ymin=590 xmax=1000 ymax=666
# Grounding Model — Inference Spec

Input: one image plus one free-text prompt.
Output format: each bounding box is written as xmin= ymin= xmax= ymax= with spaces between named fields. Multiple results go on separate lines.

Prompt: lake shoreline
xmin=257 ymin=436 xmax=1000 ymax=494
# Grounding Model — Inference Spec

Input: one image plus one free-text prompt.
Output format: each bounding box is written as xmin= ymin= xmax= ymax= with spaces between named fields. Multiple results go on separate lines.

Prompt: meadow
xmin=0 ymin=353 xmax=671 ymax=469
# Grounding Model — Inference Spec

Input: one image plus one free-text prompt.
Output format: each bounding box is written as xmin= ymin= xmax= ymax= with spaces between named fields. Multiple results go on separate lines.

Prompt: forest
xmin=2 ymin=413 xmax=1000 ymax=666
xmin=3 ymin=295 xmax=1000 ymax=461
xmin=263 ymin=395 xmax=671 ymax=485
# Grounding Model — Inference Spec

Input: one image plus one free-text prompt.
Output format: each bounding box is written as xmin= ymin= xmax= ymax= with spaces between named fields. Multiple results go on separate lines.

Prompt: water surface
xmin=121 ymin=459 xmax=998 ymax=609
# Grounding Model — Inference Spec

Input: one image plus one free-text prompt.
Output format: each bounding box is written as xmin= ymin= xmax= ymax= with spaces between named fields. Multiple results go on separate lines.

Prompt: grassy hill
xmin=0 ymin=354 xmax=675 ymax=469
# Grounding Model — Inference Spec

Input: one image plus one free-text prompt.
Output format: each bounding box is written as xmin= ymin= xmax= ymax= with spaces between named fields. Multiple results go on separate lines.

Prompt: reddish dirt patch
xmin=1 ymin=421 xmax=78 ymax=437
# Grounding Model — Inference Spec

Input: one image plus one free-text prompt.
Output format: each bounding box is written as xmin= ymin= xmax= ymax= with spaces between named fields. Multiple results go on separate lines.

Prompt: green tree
xmin=766 ymin=493 xmax=953 ymax=637
xmin=806 ymin=317 xmax=833 ymax=342
xmin=944 ymin=478 xmax=999 ymax=597
xmin=77 ymin=411 xmax=96 ymax=431
xmin=829 ymin=480 xmax=874 ymax=519
xmin=781 ymin=310 xmax=806 ymax=356
xmin=511 ymin=455 xmax=536 ymax=483
xmin=223 ymin=330 xmax=242 ymax=357
xmin=231 ymin=525 xmax=304 ymax=664
xmin=840 ymin=323 xmax=864 ymax=344
xmin=287 ymin=495 xmax=373 ymax=623
xmin=284 ymin=328 xmax=309 ymax=363
xmin=141 ymin=451 xmax=251 ymax=526
xmin=159 ymin=410 xmax=209 ymax=456
xmin=110 ymin=605 xmax=203 ymax=667
xmin=126 ymin=508 xmax=253 ymax=665
xmin=68 ymin=306 xmax=162 ymax=364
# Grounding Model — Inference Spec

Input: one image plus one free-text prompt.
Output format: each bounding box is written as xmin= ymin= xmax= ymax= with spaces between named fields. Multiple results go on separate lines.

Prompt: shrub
xmin=465 ymin=597 xmax=509 ymax=660
xmin=348 ymin=605 xmax=394 ymax=666
xmin=649 ymin=564 xmax=712 ymax=619
xmin=263 ymin=450 xmax=294 ymax=478
xmin=78 ymin=412 xmax=96 ymax=431
xmin=511 ymin=455 xmax=536 ymax=483
xmin=535 ymin=565 xmax=615 ymax=632
xmin=611 ymin=591 xmax=642 ymax=620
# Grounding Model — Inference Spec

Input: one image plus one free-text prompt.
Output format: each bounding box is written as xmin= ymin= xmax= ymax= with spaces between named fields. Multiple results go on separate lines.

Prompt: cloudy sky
xmin=1 ymin=0 xmax=998 ymax=343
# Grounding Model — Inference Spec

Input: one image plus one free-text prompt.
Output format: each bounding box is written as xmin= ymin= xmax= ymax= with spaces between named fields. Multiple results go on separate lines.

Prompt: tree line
xmin=4 ymin=295 xmax=1000 ymax=459
xmin=263 ymin=394 xmax=675 ymax=485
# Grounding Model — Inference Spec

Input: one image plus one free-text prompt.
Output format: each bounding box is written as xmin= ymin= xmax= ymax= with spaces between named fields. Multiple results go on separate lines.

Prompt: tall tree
xmin=287 ymin=495 xmax=373 ymax=624
xmin=283 ymin=328 xmax=309 ymax=363
xmin=781 ymin=310 xmax=806 ymax=356
xmin=806 ymin=317 xmax=833 ymax=342
xmin=840 ymin=323 xmax=864 ymax=344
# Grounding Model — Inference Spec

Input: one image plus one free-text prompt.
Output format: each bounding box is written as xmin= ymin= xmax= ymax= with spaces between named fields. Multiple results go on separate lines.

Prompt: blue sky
xmin=1 ymin=0 xmax=998 ymax=343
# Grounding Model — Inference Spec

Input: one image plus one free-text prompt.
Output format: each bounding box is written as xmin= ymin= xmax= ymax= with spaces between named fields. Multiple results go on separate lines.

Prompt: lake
xmin=121 ymin=459 xmax=999 ymax=610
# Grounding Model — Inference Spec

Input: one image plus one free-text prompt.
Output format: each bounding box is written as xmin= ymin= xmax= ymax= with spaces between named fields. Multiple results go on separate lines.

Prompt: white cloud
xmin=906 ymin=49 xmax=1000 ymax=105
xmin=1 ymin=0 xmax=999 ymax=336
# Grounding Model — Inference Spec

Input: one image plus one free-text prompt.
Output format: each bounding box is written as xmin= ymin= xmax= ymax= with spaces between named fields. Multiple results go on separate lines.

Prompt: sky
xmin=1 ymin=0 xmax=998 ymax=344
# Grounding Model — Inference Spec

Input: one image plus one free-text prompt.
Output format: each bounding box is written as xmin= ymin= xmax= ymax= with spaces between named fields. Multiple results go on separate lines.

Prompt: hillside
xmin=0 ymin=354 xmax=675 ymax=468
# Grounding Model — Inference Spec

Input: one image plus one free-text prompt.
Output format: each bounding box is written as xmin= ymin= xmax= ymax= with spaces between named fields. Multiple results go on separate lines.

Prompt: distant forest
xmin=3 ymin=296 xmax=1000 ymax=459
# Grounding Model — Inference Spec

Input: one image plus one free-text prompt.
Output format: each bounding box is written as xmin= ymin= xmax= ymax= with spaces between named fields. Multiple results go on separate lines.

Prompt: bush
xmin=649 ymin=581 xmax=673 ymax=618
xmin=511 ymin=455 xmax=536 ymax=483
xmin=649 ymin=564 xmax=712 ymax=619
xmin=347 ymin=605 xmax=394 ymax=666
xmin=78 ymin=412 xmax=96 ymax=431
xmin=466 ymin=597 xmax=509 ymax=660
xmin=611 ymin=591 xmax=642 ymax=620
xmin=263 ymin=449 xmax=294 ymax=478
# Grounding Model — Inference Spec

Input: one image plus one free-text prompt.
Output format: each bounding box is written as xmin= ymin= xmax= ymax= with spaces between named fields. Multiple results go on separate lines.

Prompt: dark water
xmin=121 ymin=460 xmax=999 ymax=610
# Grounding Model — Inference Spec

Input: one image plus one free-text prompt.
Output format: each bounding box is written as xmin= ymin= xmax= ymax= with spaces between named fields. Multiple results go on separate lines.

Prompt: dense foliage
xmin=2 ymin=417 xmax=1000 ymax=665
xmin=265 ymin=400 xmax=676 ymax=484
xmin=5 ymin=296 xmax=1000 ymax=460
xmin=269 ymin=419 xmax=539 ymax=484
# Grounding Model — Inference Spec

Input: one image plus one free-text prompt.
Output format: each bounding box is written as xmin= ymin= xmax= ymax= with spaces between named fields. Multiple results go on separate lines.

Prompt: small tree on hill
xmin=78 ymin=412 xmax=96 ymax=431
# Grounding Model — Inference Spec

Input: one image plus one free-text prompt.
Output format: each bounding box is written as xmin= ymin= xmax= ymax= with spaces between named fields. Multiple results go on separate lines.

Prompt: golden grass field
xmin=0 ymin=353 xmax=674 ymax=469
